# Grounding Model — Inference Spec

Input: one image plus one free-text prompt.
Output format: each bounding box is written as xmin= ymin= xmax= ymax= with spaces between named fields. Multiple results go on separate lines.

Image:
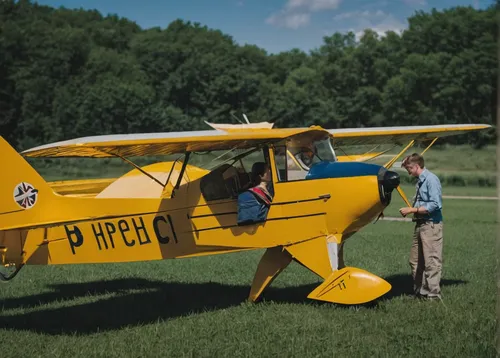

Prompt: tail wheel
xmin=0 ymin=261 xmax=23 ymax=282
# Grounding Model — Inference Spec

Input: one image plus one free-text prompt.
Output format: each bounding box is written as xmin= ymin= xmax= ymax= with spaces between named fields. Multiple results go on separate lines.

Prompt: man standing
xmin=399 ymin=153 xmax=443 ymax=300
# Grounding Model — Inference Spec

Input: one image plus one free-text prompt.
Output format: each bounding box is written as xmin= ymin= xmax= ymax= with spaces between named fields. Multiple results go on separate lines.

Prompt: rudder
xmin=0 ymin=137 xmax=55 ymax=230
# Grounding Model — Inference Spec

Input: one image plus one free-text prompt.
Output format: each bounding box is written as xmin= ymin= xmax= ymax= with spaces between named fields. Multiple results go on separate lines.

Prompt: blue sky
xmin=34 ymin=0 xmax=492 ymax=53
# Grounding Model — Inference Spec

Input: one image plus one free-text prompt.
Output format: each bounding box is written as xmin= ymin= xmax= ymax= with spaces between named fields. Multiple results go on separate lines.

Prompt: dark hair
xmin=251 ymin=162 xmax=268 ymax=185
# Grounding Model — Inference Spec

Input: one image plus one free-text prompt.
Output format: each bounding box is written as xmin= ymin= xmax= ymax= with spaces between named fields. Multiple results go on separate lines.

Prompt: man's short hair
xmin=402 ymin=153 xmax=425 ymax=168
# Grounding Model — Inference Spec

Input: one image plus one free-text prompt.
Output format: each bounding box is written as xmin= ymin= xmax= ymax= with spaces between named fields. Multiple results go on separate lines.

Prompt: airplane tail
xmin=0 ymin=137 xmax=56 ymax=231
xmin=0 ymin=137 xmax=57 ymax=278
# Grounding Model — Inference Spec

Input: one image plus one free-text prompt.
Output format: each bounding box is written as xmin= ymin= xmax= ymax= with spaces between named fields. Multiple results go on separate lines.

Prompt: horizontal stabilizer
xmin=307 ymin=267 xmax=391 ymax=305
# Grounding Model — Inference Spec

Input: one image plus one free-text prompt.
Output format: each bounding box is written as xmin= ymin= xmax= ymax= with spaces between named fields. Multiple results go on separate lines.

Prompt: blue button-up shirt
xmin=413 ymin=168 xmax=443 ymax=222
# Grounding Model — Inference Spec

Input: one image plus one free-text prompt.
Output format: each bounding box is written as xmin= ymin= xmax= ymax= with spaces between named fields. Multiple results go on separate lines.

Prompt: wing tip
xmin=328 ymin=123 xmax=493 ymax=136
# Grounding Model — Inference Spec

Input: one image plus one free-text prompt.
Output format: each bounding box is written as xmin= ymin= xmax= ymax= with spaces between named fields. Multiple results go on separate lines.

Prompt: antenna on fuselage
xmin=242 ymin=113 xmax=251 ymax=124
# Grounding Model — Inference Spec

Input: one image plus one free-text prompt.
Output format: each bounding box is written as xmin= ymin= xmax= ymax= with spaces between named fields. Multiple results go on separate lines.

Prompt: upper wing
xmin=21 ymin=123 xmax=491 ymax=158
xmin=328 ymin=124 xmax=491 ymax=146
xmin=21 ymin=127 xmax=329 ymax=158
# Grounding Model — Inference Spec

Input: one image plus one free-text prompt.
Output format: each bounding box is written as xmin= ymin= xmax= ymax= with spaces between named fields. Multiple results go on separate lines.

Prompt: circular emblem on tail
xmin=13 ymin=182 xmax=38 ymax=209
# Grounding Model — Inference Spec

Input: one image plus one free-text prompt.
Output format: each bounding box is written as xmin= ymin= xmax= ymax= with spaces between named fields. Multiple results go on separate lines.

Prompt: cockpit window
xmin=314 ymin=138 xmax=337 ymax=162
xmin=200 ymin=146 xmax=269 ymax=201
xmin=276 ymin=136 xmax=337 ymax=182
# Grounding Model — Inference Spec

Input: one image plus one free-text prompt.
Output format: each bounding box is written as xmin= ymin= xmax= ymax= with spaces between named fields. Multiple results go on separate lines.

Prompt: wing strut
xmin=164 ymin=154 xmax=185 ymax=188
xmin=111 ymin=152 xmax=166 ymax=188
xmin=171 ymin=152 xmax=191 ymax=197
xmin=396 ymin=186 xmax=412 ymax=207
xmin=384 ymin=140 xmax=415 ymax=169
xmin=421 ymin=138 xmax=438 ymax=155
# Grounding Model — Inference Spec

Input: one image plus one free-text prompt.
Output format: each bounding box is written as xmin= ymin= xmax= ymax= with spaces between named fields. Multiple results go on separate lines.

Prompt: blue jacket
xmin=237 ymin=186 xmax=274 ymax=226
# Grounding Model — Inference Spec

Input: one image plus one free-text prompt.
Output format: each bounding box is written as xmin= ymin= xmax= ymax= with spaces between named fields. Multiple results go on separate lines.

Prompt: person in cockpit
xmin=286 ymin=144 xmax=317 ymax=180
xmin=295 ymin=145 xmax=315 ymax=169
xmin=237 ymin=162 xmax=274 ymax=226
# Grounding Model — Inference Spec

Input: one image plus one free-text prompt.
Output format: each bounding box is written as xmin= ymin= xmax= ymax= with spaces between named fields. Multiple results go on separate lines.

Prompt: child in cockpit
xmin=237 ymin=162 xmax=274 ymax=225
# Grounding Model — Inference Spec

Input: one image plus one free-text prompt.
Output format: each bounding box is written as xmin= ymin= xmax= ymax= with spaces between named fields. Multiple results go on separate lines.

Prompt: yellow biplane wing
xmin=328 ymin=123 xmax=492 ymax=207
xmin=327 ymin=123 xmax=491 ymax=146
xmin=21 ymin=126 xmax=329 ymax=158
xmin=21 ymin=123 xmax=491 ymax=159
xmin=328 ymin=123 xmax=492 ymax=174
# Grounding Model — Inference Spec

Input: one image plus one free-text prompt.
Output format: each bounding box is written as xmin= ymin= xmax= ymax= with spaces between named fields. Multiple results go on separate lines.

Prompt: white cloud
xmin=266 ymin=12 xmax=311 ymax=29
xmin=266 ymin=0 xmax=341 ymax=29
xmin=330 ymin=10 xmax=407 ymax=39
xmin=403 ymin=0 xmax=427 ymax=7
xmin=284 ymin=13 xmax=311 ymax=29
xmin=361 ymin=0 xmax=389 ymax=9
xmin=286 ymin=0 xmax=342 ymax=11
xmin=333 ymin=10 xmax=384 ymax=20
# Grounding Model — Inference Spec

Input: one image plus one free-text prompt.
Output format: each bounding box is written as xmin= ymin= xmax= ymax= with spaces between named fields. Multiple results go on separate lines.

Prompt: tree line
xmin=0 ymin=0 xmax=497 ymax=151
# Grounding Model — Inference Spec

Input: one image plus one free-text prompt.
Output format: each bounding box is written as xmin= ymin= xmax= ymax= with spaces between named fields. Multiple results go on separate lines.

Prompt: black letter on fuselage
xmin=167 ymin=214 xmax=178 ymax=244
xmin=104 ymin=222 xmax=116 ymax=249
xmin=92 ymin=223 xmax=108 ymax=250
xmin=65 ymin=225 xmax=83 ymax=255
xmin=132 ymin=217 xmax=151 ymax=245
xmin=153 ymin=215 xmax=170 ymax=244
xmin=118 ymin=219 xmax=135 ymax=247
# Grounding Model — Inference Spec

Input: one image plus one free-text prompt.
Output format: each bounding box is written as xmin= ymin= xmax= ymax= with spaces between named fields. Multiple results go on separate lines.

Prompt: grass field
xmin=368 ymin=144 xmax=497 ymax=187
xmin=344 ymin=144 xmax=496 ymax=172
xmin=0 ymin=187 xmax=497 ymax=357
xmin=400 ymin=183 xmax=497 ymax=197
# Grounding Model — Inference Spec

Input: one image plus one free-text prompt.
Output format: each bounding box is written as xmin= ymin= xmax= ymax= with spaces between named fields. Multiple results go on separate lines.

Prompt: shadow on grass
xmin=0 ymin=275 xmax=468 ymax=335
xmin=0 ymin=278 xmax=318 ymax=335
xmin=381 ymin=274 xmax=468 ymax=300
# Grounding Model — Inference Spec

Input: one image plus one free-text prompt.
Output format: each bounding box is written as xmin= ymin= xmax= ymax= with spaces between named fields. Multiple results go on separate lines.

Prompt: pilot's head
xmin=297 ymin=145 xmax=315 ymax=167
xmin=251 ymin=162 xmax=271 ymax=185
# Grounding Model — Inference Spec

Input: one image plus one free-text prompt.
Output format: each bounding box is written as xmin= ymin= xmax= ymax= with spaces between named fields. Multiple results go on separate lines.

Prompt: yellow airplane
xmin=0 ymin=122 xmax=491 ymax=305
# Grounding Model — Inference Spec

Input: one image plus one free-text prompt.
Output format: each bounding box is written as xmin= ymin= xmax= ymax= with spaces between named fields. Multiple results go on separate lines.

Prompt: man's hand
xmin=399 ymin=207 xmax=415 ymax=217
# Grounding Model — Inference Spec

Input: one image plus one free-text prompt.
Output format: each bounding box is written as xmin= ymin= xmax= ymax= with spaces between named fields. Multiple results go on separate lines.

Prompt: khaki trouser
xmin=409 ymin=221 xmax=443 ymax=298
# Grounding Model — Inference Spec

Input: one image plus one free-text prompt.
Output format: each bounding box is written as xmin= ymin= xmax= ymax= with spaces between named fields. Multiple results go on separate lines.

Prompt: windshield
xmin=287 ymin=137 xmax=336 ymax=171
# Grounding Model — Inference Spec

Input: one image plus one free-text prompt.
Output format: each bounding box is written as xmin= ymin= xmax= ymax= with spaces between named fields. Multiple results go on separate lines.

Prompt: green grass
xmin=416 ymin=144 xmax=496 ymax=172
xmin=397 ymin=170 xmax=497 ymax=187
xmin=400 ymin=183 xmax=497 ymax=197
xmin=0 ymin=195 xmax=496 ymax=357
xmin=368 ymin=144 xmax=497 ymax=187
xmin=356 ymin=144 xmax=496 ymax=173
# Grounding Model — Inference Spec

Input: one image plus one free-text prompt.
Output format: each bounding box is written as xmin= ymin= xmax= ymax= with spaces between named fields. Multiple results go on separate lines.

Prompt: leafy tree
xmin=0 ymin=0 xmax=495 ymax=149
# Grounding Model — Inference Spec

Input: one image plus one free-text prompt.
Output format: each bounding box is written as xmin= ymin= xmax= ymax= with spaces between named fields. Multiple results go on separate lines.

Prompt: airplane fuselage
xmin=1 ymin=161 xmax=392 ymax=268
